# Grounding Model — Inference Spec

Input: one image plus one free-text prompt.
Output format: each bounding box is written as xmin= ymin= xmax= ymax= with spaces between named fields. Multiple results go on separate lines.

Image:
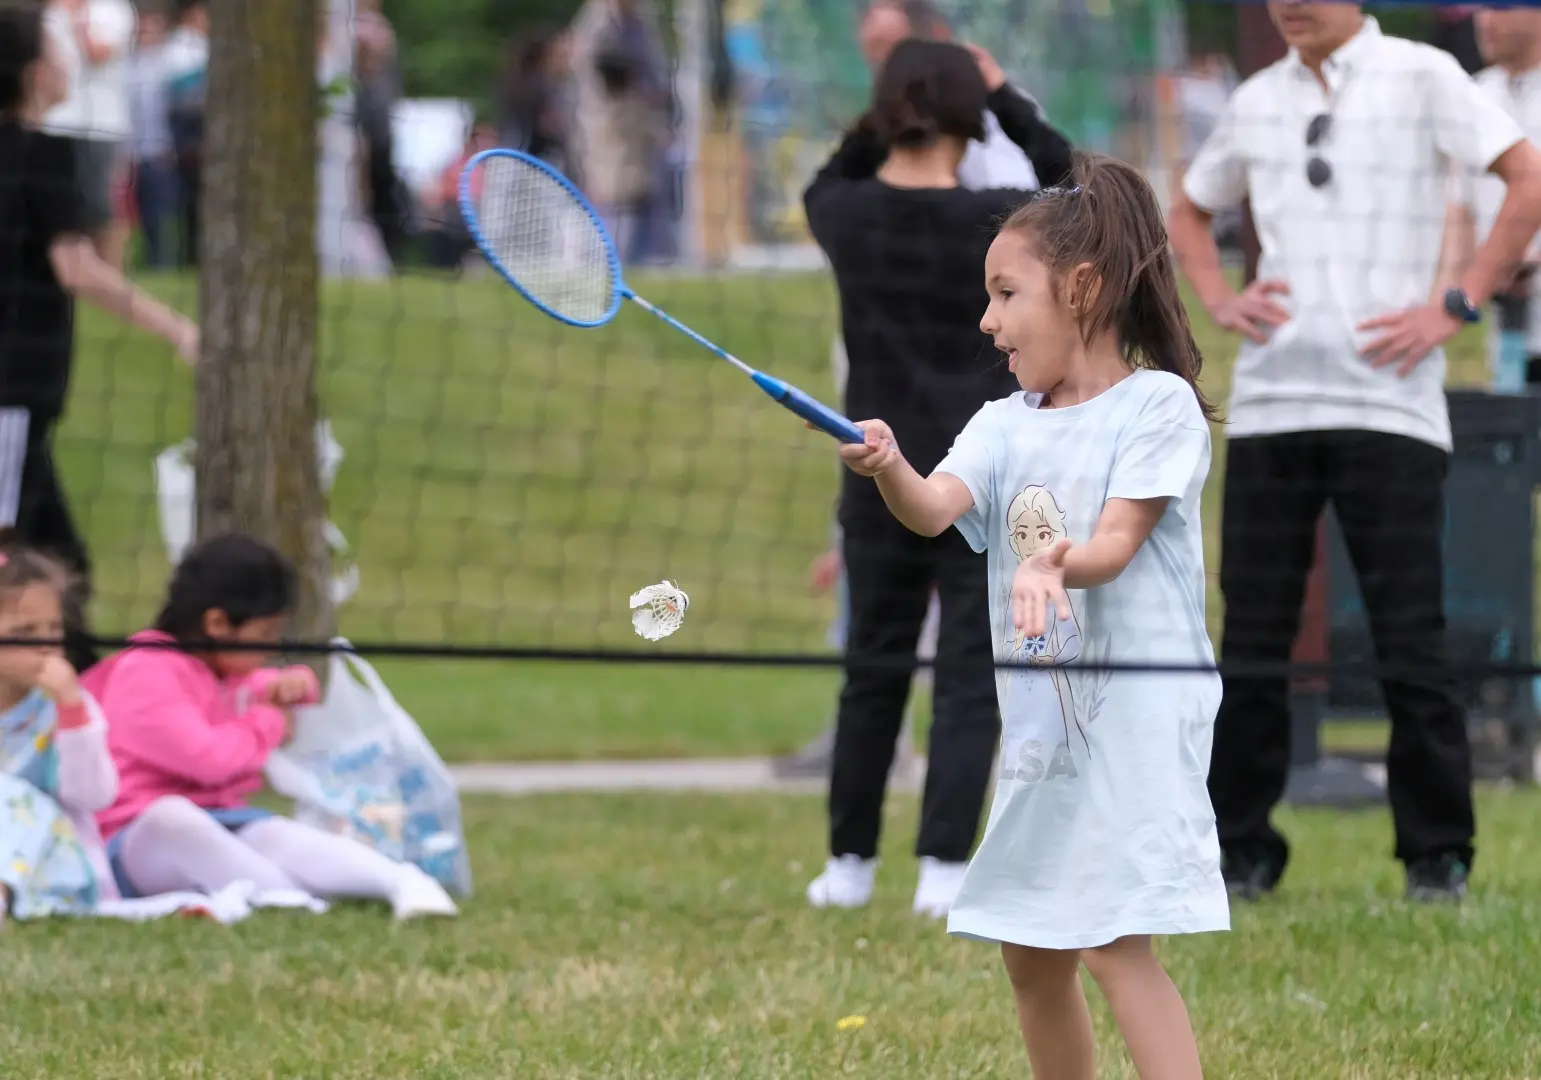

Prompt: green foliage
xmin=1184 ymin=2 xmax=1437 ymax=63
xmin=381 ymin=0 xmax=587 ymax=111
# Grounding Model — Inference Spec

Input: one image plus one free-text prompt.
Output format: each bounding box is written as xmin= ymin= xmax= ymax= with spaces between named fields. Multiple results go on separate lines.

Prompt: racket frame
xmin=458 ymin=148 xmax=625 ymax=329
xmin=458 ymin=149 xmax=865 ymax=444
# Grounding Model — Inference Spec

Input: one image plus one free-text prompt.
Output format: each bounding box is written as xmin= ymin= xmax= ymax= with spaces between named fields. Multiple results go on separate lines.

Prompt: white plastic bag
xmin=266 ymin=640 xmax=473 ymax=897
xmin=154 ymin=421 xmax=359 ymax=606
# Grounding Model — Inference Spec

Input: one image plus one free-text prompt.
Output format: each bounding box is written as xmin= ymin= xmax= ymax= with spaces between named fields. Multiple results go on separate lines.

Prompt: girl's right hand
xmin=36 ymin=655 xmax=82 ymax=708
xmin=1011 ymin=539 xmax=1074 ymax=640
xmin=837 ymin=420 xmax=901 ymax=477
xmin=261 ymin=669 xmax=319 ymax=708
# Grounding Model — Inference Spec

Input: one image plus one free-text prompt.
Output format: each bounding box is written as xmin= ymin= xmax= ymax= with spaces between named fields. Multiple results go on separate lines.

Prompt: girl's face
xmin=0 ymin=583 xmax=63 ymax=692
xmin=201 ymin=609 xmax=286 ymax=679
xmin=980 ymin=230 xmax=1081 ymax=397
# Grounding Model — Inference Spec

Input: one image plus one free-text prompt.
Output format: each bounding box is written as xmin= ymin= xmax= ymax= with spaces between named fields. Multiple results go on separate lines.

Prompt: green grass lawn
xmin=4 ymin=788 xmax=1540 ymax=1078
xmin=18 ymin=286 xmax=1541 ymax=1078
xmin=60 ymin=269 xmax=1495 ymax=761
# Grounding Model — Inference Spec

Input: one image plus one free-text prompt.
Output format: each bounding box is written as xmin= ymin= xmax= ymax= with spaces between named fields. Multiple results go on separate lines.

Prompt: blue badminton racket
xmin=458 ymin=149 xmax=865 ymax=444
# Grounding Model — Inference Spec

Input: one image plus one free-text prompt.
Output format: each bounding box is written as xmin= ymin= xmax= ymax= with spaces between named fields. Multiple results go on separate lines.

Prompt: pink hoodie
xmin=83 ymin=630 xmax=320 ymax=840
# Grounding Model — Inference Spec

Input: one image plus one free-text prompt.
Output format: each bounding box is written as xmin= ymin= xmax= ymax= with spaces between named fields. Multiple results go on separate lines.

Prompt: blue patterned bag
xmin=266 ymin=643 xmax=472 ymax=897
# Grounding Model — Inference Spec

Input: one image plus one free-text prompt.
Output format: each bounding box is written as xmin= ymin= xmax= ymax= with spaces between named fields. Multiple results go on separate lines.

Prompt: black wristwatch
xmin=1443 ymin=286 xmax=1482 ymax=325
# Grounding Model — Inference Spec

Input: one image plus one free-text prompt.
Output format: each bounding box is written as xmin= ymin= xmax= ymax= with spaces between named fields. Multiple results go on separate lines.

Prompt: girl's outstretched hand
xmin=836 ymin=420 xmax=901 ymax=477
xmin=1011 ymin=539 xmax=1074 ymax=640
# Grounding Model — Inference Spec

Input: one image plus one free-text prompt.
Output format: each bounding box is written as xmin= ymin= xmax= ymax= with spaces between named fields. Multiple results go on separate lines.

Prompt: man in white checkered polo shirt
xmin=1168 ymin=1 xmax=1541 ymax=902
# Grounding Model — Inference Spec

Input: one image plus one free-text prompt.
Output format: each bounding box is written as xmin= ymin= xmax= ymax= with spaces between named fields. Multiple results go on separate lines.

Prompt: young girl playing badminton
xmin=837 ymin=151 xmax=1227 ymax=1079
xmin=0 ymin=533 xmax=119 ymax=920
xmin=85 ymin=534 xmax=458 ymax=921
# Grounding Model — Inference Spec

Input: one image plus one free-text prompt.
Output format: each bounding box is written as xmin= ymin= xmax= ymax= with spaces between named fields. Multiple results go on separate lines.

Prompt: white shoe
xmin=391 ymin=868 xmax=460 ymax=921
xmin=806 ymin=855 xmax=877 ymax=909
xmin=913 ymin=857 xmax=967 ymax=919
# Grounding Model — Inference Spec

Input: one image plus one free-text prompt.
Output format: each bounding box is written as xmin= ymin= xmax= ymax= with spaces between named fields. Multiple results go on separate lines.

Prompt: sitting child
xmin=0 ymin=536 xmax=118 ymax=921
xmin=86 ymin=533 xmax=457 ymax=921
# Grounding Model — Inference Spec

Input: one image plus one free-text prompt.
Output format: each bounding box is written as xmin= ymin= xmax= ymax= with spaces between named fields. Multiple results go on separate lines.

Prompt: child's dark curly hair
xmin=154 ymin=534 xmax=298 ymax=642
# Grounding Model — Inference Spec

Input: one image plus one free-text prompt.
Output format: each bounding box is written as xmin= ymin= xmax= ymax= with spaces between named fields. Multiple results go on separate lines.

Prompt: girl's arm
xmin=870 ymin=456 xmax=976 ymax=538
xmin=101 ymin=654 xmax=289 ymax=787
xmin=53 ymin=692 xmax=119 ymax=815
xmin=1060 ymin=498 xmax=1170 ymax=590
xmin=985 ymin=84 xmax=1074 ymax=190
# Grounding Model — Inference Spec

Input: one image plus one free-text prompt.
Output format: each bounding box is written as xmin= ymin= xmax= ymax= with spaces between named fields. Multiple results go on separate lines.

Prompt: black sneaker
xmin=1405 ymin=853 xmax=1469 ymax=903
xmin=1222 ymin=851 xmax=1282 ymax=902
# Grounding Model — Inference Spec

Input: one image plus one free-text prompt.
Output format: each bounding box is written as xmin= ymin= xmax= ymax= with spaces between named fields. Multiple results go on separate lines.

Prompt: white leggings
xmin=114 ymin=795 xmax=416 ymax=900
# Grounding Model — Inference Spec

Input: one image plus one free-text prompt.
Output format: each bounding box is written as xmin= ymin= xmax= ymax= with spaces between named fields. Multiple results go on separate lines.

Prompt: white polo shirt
xmin=1451 ymin=65 xmax=1541 ymax=357
xmin=1183 ymin=18 xmax=1524 ymax=451
xmin=41 ymin=0 xmax=137 ymax=142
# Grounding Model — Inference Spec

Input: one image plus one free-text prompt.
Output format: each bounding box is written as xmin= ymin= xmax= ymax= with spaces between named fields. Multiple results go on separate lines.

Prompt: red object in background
xmin=1236 ymin=5 xmax=1331 ymax=689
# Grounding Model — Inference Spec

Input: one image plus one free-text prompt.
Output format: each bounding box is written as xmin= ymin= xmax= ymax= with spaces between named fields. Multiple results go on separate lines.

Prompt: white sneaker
xmin=806 ymin=855 xmax=877 ymax=909
xmin=913 ymin=857 xmax=967 ymax=919
xmin=390 ymin=868 xmax=460 ymax=921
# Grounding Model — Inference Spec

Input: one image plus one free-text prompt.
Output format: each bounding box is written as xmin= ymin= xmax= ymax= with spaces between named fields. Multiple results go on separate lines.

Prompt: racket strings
xmin=477 ymin=156 xmax=616 ymax=323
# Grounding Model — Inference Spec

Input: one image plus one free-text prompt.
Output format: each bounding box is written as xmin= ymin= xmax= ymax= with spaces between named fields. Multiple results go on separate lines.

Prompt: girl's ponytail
xmin=999 ymin=151 xmax=1221 ymax=423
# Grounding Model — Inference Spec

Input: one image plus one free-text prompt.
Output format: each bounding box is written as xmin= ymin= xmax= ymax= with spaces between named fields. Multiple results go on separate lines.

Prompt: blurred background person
xmin=499 ymin=26 xmax=574 ymax=176
xmin=162 ymin=0 xmax=207 ymax=268
xmin=355 ymin=0 xmax=405 ymax=269
xmin=41 ymin=0 xmax=136 ymax=270
xmin=419 ymin=121 xmax=498 ymax=273
xmin=568 ymin=0 xmax=673 ymax=266
xmin=858 ymin=0 xmax=1042 ymax=190
xmin=124 ymin=7 xmax=174 ymax=270
xmin=1434 ymin=4 xmax=1485 ymax=74
xmin=1445 ymin=5 xmax=1541 ymax=385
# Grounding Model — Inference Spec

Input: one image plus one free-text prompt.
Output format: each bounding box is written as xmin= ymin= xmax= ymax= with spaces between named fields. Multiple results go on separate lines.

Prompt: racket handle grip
xmin=751 ymin=372 xmax=866 ymax=443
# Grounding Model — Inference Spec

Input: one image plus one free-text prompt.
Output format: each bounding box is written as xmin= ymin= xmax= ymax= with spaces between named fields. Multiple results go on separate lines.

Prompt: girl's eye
xmin=999 ymin=289 xmax=1013 ymax=300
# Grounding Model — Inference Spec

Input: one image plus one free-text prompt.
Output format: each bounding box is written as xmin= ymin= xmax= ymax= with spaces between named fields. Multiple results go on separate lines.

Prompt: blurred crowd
xmin=38 ymin=0 xmax=681 ymax=277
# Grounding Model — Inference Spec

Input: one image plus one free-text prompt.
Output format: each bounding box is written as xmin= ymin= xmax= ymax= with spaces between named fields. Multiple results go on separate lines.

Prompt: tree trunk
xmin=196 ymin=0 xmax=334 ymax=647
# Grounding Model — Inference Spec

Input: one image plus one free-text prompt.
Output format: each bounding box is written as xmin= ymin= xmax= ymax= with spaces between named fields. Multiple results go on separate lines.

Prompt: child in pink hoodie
xmin=0 ymin=533 xmax=120 ymax=921
xmin=86 ymin=534 xmax=456 ymax=921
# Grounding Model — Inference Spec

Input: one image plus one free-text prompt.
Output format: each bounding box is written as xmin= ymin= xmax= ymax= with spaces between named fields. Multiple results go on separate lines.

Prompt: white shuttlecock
xmin=629 ymin=580 xmax=689 ymax=641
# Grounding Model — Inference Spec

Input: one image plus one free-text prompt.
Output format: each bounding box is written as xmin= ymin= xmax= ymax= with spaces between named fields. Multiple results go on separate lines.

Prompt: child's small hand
xmin=36 ymin=655 xmax=81 ymax=708
xmin=261 ymin=670 xmax=317 ymax=708
xmin=835 ymin=420 xmax=901 ymax=477
xmin=1011 ymin=539 xmax=1074 ymax=640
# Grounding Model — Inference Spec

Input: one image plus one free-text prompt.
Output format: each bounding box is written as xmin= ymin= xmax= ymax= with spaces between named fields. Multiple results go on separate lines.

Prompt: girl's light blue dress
xmin=0 ymin=692 xmax=99 ymax=917
xmin=935 ymin=372 xmax=1229 ymax=950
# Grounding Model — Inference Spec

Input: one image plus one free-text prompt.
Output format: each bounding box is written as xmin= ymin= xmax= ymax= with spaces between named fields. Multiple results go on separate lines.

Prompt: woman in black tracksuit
xmin=800 ymin=38 xmax=1072 ymax=915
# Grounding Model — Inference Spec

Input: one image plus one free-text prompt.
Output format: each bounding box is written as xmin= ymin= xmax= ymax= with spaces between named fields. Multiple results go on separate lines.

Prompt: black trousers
xmin=1208 ymin=431 xmax=1474 ymax=873
xmin=829 ymin=519 xmax=999 ymax=863
xmin=9 ymin=413 xmax=96 ymax=673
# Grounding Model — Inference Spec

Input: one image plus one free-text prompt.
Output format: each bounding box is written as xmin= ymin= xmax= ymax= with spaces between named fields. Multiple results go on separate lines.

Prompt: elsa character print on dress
xmin=0 ymin=533 xmax=120 ymax=922
xmin=835 ymin=151 xmax=1226 ymax=1080
xmin=1000 ymin=484 xmax=1083 ymax=764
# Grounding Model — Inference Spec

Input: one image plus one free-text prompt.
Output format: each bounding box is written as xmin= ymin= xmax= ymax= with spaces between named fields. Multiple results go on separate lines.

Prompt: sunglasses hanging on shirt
xmin=1306 ymin=112 xmax=1332 ymax=188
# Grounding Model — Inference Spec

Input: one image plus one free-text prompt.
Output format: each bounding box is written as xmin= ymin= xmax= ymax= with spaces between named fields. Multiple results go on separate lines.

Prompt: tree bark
xmin=196 ymin=0 xmax=334 ymax=646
